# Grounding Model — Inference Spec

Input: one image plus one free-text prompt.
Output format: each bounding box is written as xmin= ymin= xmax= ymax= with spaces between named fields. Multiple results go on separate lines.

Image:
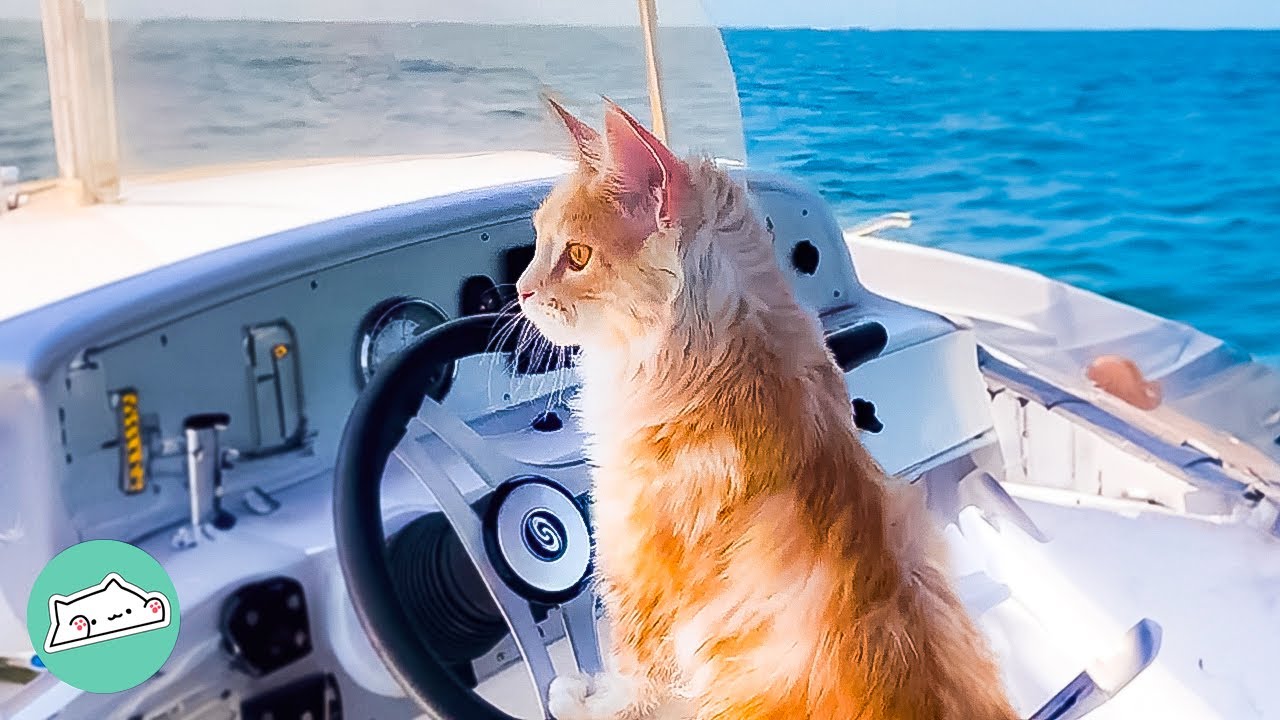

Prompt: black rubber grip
xmin=824 ymin=321 xmax=889 ymax=372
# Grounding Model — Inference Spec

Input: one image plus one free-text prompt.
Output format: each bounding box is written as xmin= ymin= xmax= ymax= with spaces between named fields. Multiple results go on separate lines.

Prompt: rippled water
xmin=727 ymin=30 xmax=1280 ymax=362
xmin=0 ymin=20 xmax=742 ymax=174
xmin=3 ymin=24 xmax=1277 ymax=361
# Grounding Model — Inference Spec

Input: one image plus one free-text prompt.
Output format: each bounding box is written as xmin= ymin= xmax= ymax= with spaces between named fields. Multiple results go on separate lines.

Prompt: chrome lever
xmin=172 ymin=413 xmax=237 ymax=548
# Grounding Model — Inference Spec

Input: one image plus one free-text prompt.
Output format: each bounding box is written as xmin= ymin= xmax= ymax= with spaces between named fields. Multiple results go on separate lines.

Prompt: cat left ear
xmin=543 ymin=93 xmax=602 ymax=170
xmin=602 ymin=98 xmax=690 ymax=233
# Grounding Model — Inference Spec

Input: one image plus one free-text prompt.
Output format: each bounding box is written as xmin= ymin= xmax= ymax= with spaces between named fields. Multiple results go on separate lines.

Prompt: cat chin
xmin=541 ymin=328 xmax=580 ymax=348
xmin=523 ymin=313 xmax=578 ymax=348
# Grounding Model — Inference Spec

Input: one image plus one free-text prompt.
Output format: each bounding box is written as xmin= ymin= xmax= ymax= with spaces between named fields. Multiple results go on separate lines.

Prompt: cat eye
xmin=566 ymin=243 xmax=592 ymax=271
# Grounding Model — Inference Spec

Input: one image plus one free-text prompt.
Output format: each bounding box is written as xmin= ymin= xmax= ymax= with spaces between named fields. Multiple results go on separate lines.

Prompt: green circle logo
xmin=26 ymin=540 xmax=180 ymax=693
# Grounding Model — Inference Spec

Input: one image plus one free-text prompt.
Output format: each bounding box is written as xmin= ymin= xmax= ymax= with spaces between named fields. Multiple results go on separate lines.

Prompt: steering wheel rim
xmin=334 ymin=313 xmax=602 ymax=720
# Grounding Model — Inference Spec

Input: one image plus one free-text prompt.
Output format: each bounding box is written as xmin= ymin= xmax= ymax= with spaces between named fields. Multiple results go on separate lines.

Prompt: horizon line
xmin=0 ymin=16 xmax=1277 ymax=31
xmin=722 ymin=25 xmax=1280 ymax=31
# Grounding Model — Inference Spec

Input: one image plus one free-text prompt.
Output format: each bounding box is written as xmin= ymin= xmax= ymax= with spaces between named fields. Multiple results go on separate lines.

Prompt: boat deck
xmin=472 ymin=484 xmax=1280 ymax=719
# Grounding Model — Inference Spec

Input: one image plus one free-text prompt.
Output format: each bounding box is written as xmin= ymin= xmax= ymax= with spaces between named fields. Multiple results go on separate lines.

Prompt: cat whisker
xmin=483 ymin=298 xmax=523 ymax=356
xmin=544 ymin=344 xmax=569 ymax=415
xmin=483 ymin=304 xmax=526 ymax=405
xmin=528 ymin=333 xmax=555 ymax=402
xmin=552 ymin=345 xmax=578 ymax=413
xmin=534 ymin=338 xmax=562 ymax=405
xmin=509 ymin=321 xmax=543 ymax=402
xmin=486 ymin=316 xmax=520 ymax=367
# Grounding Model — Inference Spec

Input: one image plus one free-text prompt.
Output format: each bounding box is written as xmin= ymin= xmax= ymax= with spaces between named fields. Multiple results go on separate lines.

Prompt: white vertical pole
xmin=83 ymin=0 xmax=121 ymax=203
xmin=636 ymin=0 xmax=669 ymax=145
xmin=38 ymin=0 xmax=120 ymax=203
xmin=40 ymin=0 xmax=79 ymax=184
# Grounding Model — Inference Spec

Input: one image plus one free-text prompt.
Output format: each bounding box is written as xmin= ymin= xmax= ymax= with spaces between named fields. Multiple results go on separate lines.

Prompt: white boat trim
xmin=846 ymin=230 xmax=1280 ymax=496
xmin=0 ymin=152 xmax=573 ymax=323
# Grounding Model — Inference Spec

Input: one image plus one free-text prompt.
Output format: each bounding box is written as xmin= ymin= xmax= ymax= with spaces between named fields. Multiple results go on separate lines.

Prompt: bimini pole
xmin=636 ymin=0 xmax=669 ymax=145
xmin=39 ymin=0 xmax=120 ymax=203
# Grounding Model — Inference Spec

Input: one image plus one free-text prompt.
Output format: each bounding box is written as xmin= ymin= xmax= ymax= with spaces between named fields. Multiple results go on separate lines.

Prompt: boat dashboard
xmin=0 ymin=166 xmax=995 ymax=718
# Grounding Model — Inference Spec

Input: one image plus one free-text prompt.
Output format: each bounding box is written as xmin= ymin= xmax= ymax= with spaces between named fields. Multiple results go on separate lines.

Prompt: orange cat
xmin=517 ymin=97 xmax=1018 ymax=720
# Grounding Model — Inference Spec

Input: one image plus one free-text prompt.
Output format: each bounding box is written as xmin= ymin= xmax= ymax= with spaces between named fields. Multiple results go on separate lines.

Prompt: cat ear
xmin=601 ymin=97 xmax=691 ymax=234
xmin=543 ymin=93 xmax=602 ymax=169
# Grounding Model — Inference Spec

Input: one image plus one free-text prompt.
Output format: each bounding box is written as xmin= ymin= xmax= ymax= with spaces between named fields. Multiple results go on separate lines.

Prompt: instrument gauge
xmin=356 ymin=297 xmax=454 ymax=396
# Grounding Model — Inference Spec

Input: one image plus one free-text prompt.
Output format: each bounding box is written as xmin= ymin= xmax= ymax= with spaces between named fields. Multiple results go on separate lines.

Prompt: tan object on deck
xmin=1087 ymin=355 xmax=1163 ymax=410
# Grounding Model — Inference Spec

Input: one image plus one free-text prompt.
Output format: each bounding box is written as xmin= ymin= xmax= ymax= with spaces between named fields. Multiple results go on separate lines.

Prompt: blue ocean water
xmin=724 ymin=30 xmax=1280 ymax=363
xmin=2 ymin=26 xmax=1277 ymax=361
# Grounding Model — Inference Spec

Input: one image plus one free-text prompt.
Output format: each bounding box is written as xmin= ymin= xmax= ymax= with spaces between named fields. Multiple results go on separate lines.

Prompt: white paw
xmin=548 ymin=672 xmax=635 ymax=720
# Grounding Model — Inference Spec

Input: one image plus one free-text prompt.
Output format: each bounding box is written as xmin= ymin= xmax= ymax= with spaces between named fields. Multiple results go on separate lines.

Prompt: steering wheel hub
xmin=524 ymin=509 xmax=567 ymax=561
xmin=485 ymin=478 xmax=592 ymax=603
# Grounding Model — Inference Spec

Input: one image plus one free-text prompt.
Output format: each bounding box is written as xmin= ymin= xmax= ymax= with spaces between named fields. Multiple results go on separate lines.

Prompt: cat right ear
xmin=543 ymin=92 xmax=602 ymax=170
xmin=601 ymin=97 xmax=691 ymax=233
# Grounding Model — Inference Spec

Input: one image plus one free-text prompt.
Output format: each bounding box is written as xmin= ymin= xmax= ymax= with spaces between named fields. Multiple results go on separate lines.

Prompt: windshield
xmin=3 ymin=0 xmax=743 ymax=182
xmin=1 ymin=3 xmax=55 ymax=182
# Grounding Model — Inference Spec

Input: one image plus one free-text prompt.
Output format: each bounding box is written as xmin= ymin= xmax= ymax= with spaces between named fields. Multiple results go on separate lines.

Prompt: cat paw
xmin=548 ymin=672 xmax=635 ymax=720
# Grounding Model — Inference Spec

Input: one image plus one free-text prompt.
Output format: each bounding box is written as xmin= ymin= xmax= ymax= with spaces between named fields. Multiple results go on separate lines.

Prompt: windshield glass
xmin=91 ymin=0 xmax=742 ymax=177
xmin=1 ymin=1 xmax=56 ymax=182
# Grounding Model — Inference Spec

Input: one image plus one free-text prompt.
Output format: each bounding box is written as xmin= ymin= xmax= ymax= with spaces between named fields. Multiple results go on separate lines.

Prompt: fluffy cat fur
xmin=516 ymin=97 xmax=1018 ymax=720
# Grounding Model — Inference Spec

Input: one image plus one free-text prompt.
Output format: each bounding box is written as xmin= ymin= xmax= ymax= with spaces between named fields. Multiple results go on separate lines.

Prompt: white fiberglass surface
xmin=475 ymin=491 xmax=1280 ymax=719
xmin=961 ymin=489 xmax=1280 ymax=719
xmin=846 ymin=234 xmax=1280 ymax=486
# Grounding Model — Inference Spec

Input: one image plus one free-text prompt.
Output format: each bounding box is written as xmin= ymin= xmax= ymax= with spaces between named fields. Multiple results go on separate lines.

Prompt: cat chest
xmin=590 ymin=492 xmax=728 ymax=612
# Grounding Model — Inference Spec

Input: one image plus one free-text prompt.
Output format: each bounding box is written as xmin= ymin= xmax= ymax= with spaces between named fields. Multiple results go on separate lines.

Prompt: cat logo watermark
xmin=44 ymin=572 xmax=172 ymax=654
xmin=26 ymin=539 xmax=181 ymax=693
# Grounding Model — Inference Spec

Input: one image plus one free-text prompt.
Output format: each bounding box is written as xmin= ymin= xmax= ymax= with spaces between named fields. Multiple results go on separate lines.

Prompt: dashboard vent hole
xmin=852 ymin=398 xmax=884 ymax=433
xmin=461 ymin=275 xmax=510 ymax=315
xmin=532 ymin=411 xmax=563 ymax=432
xmin=504 ymin=245 xmax=536 ymax=285
xmin=791 ymin=240 xmax=820 ymax=276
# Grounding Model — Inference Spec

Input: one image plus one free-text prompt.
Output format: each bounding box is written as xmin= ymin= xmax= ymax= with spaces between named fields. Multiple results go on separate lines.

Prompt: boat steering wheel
xmin=334 ymin=313 xmax=603 ymax=720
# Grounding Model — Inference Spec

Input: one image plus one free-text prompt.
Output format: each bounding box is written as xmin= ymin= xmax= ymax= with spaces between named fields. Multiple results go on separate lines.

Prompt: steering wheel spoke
xmin=410 ymin=395 xmax=530 ymax=487
xmin=559 ymin=588 xmax=606 ymax=676
xmin=393 ymin=440 xmax=562 ymax=715
xmin=336 ymin=313 xmax=605 ymax=720
xmin=500 ymin=598 xmax=561 ymax=716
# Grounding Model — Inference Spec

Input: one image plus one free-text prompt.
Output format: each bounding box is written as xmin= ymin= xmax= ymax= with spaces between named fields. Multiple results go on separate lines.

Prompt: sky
xmin=1 ymin=0 xmax=1278 ymax=28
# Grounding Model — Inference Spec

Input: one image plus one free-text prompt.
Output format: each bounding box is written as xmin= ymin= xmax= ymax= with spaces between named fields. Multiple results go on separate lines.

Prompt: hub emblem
xmin=521 ymin=509 xmax=567 ymax=562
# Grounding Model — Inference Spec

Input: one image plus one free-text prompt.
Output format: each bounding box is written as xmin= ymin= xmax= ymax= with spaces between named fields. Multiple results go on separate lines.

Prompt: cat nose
xmin=519 ymin=290 xmax=535 ymax=301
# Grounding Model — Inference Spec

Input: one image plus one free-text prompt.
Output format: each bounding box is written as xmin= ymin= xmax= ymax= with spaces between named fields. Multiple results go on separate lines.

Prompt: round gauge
xmin=356 ymin=297 xmax=455 ymax=396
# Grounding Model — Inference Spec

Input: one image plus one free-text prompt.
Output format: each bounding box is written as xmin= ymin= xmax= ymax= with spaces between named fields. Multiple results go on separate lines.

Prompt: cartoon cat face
xmin=45 ymin=573 xmax=169 ymax=652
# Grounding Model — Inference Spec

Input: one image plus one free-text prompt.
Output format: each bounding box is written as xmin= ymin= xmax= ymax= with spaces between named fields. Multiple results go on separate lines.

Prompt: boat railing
xmin=848 ymin=211 xmax=913 ymax=237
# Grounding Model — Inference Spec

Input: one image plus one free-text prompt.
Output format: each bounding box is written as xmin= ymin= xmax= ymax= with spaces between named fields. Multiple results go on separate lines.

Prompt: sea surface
xmin=727 ymin=30 xmax=1280 ymax=364
xmin=2 ymin=25 xmax=1278 ymax=361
